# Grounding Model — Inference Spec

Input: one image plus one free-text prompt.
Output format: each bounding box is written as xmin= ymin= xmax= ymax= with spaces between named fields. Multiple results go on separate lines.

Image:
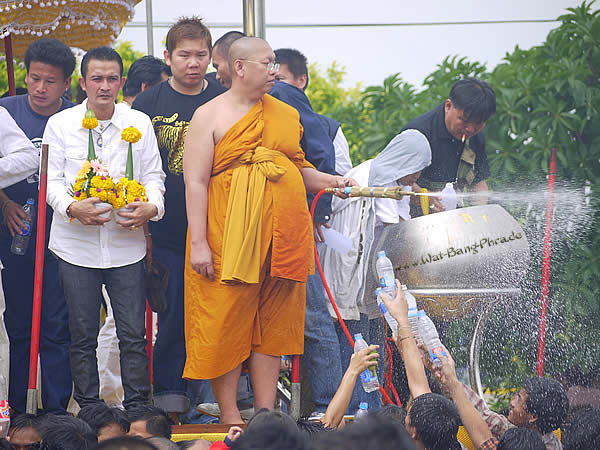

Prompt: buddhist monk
xmin=182 ymin=37 xmax=356 ymax=424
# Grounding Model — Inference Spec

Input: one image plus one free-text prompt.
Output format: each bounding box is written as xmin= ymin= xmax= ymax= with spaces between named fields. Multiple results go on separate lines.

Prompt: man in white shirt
xmin=0 ymin=106 xmax=39 ymax=190
xmin=44 ymin=47 xmax=165 ymax=410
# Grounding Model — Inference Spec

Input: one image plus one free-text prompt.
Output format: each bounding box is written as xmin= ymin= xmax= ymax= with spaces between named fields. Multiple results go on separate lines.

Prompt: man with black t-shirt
xmin=132 ymin=17 xmax=225 ymax=408
xmin=402 ymin=78 xmax=496 ymax=215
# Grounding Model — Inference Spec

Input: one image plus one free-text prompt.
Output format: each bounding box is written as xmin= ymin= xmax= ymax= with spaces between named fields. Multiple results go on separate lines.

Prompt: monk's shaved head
xmin=228 ymin=37 xmax=272 ymax=68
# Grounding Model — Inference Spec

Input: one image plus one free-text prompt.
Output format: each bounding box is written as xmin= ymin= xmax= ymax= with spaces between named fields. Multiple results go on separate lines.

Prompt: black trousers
xmin=57 ymin=257 xmax=149 ymax=409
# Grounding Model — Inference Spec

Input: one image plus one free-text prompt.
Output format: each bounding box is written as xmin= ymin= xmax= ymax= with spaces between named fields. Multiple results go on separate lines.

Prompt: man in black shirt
xmin=132 ymin=17 xmax=225 ymax=410
xmin=401 ymin=78 xmax=496 ymax=214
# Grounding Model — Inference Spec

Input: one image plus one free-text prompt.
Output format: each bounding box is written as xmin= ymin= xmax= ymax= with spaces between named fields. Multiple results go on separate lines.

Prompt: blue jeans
xmin=303 ymin=273 xmax=343 ymax=413
xmin=335 ymin=314 xmax=384 ymax=413
xmin=151 ymin=245 xmax=213 ymax=412
xmin=0 ymin=239 xmax=72 ymax=414
xmin=57 ymin=257 xmax=149 ymax=409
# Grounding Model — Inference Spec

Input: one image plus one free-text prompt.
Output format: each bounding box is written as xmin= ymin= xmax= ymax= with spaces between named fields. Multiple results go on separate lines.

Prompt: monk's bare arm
xmin=301 ymin=168 xmax=358 ymax=194
xmin=184 ymin=105 xmax=216 ymax=280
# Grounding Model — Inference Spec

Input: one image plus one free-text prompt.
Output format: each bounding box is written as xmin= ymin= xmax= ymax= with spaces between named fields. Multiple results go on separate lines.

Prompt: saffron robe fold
xmin=184 ymin=94 xmax=315 ymax=380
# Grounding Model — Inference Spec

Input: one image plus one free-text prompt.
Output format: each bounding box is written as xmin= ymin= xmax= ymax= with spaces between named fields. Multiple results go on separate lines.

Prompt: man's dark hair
xmin=77 ymin=403 xmax=130 ymax=436
xmin=274 ymin=48 xmax=309 ymax=90
xmin=8 ymin=413 xmax=42 ymax=434
xmin=561 ymin=407 xmax=600 ymax=450
xmin=523 ymin=376 xmax=568 ymax=433
xmin=123 ymin=56 xmax=170 ymax=97
xmin=372 ymin=404 xmax=407 ymax=424
xmin=24 ymin=38 xmax=76 ymax=80
xmin=295 ymin=418 xmax=334 ymax=442
xmin=213 ymin=31 xmax=246 ymax=58
xmin=81 ymin=47 xmax=124 ymax=79
xmin=127 ymin=405 xmax=172 ymax=439
xmin=497 ymin=427 xmax=545 ymax=450
xmin=39 ymin=414 xmax=97 ymax=450
xmin=230 ymin=422 xmax=307 ymax=450
xmin=409 ymin=393 xmax=461 ymax=450
xmin=313 ymin=416 xmax=415 ymax=450
xmin=94 ymin=436 xmax=158 ymax=450
xmin=448 ymin=78 xmax=496 ymax=124
xmin=166 ymin=17 xmax=212 ymax=54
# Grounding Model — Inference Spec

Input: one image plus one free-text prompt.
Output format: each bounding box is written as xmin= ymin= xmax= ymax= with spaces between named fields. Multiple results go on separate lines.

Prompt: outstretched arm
xmin=321 ymin=344 xmax=379 ymax=429
xmin=434 ymin=347 xmax=494 ymax=448
xmin=380 ymin=281 xmax=431 ymax=399
xmin=183 ymin=105 xmax=216 ymax=280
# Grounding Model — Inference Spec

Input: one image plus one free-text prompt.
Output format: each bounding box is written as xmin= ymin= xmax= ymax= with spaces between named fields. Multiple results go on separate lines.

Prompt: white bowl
xmin=94 ymin=202 xmax=113 ymax=219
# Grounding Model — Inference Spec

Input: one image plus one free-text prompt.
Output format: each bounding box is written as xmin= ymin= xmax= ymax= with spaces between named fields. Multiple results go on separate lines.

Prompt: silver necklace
xmin=95 ymin=121 xmax=112 ymax=148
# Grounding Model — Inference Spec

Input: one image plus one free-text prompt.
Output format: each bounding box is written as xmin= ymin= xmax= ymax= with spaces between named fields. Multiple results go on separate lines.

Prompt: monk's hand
xmin=191 ymin=241 xmax=214 ymax=280
xmin=69 ymin=198 xmax=112 ymax=226
xmin=116 ymin=202 xmax=158 ymax=229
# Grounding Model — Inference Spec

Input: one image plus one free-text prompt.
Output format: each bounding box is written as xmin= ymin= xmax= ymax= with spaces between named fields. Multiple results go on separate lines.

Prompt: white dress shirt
xmin=0 ymin=106 xmax=39 ymax=190
xmin=333 ymin=126 xmax=353 ymax=176
xmin=44 ymin=100 xmax=166 ymax=269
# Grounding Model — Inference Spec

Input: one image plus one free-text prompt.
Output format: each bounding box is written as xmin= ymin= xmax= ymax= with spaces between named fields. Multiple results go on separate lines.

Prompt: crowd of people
xmin=0 ymin=13 xmax=598 ymax=450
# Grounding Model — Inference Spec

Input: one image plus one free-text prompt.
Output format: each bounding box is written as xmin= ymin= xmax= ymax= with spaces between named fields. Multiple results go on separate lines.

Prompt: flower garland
xmin=72 ymin=110 xmax=114 ymax=204
xmin=115 ymin=126 xmax=148 ymax=206
xmin=71 ymin=115 xmax=148 ymax=214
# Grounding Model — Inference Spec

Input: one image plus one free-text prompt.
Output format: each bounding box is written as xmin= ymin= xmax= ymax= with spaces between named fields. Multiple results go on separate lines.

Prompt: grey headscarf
xmin=368 ymin=129 xmax=432 ymax=186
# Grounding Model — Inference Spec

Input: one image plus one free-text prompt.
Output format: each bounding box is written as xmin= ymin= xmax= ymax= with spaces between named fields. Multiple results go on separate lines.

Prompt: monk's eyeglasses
xmin=240 ymin=60 xmax=280 ymax=72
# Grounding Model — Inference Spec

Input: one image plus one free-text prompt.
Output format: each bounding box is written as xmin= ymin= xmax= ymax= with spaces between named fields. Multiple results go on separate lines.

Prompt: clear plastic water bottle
xmin=376 ymin=287 xmax=398 ymax=337
xmin=416 ymin=311 xmax=426 ymax=346
xmin=354 ymin=333 xmax=379 ymax=393
xmin=0 ymin=374 xmax=9 ymax=438
xmin=375 ymin=250 xmax=396 ymax=299
xmin=441 ymin=182 xmax=457 ymax=211
xmin=355 ymin=402 xmax=369 ymax=421
xmin=418 ymin=311 xmax=447 ymax=367
xmin=402 ymin=286 xmax=420 ymax=343
xmin=10 ymin=198 xmax=35 ymax=255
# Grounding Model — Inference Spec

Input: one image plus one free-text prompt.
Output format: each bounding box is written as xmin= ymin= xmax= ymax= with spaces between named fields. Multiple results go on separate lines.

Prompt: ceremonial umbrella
xmin=1 ymin=0 xmax=140 ymax=94
xmin=0 ymin=0 xmax=139 ymax=413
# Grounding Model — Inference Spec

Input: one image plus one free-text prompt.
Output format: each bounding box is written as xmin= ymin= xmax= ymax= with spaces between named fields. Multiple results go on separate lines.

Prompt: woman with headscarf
xmin=319 ymin=129 xmax=432 ymax=411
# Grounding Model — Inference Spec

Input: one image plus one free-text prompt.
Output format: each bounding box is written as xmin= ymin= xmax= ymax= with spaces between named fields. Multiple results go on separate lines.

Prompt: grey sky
xmin=120 ymin=0 xmax=581 ymax=88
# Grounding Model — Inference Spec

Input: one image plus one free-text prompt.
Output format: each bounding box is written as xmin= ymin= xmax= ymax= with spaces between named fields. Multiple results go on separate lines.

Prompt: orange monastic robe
xmin=183 ymin=94 xmax=315 ymax=380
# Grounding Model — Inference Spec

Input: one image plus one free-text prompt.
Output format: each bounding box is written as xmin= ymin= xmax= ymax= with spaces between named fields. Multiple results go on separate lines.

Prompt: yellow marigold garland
xmin=82 ymin=109 xmax=98 ymax=130
xmin=121 ymin=126 xmax=142 ymax=143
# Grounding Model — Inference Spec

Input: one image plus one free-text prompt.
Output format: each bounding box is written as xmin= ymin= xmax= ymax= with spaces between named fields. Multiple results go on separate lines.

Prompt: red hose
xmin=28 ymin=145 xmax=48 ymax=390
xmin=309 ymin=190 xmax=397 ymax=406
xmin=536 ymin=148 xmax=557 ymax=376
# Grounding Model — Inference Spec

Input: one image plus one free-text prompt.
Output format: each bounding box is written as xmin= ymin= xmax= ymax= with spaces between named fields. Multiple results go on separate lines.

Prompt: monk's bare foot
xmin=220 ymin=411 xmax=243 ymax=425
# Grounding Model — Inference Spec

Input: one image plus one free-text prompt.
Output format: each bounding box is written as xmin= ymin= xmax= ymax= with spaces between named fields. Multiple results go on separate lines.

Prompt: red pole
xmin=536 ymin=148 xmax=557 ymax=376
xmin=145 ymin=302 xmax=153 ymax=384
xmin=4 ymin=35 xmax=16 ymax=96
xmin=26 ymin=144 xmax=48 ymax=413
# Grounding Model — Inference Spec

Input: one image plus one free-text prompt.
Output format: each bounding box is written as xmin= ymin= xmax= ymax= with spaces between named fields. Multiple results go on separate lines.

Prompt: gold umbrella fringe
xmin=0 ymin=0 xmax=139 ymax=57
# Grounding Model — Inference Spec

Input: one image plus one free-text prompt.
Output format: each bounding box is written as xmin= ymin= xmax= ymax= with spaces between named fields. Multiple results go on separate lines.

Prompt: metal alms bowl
xmin=371 ymin=205 xmax=530 ymax=319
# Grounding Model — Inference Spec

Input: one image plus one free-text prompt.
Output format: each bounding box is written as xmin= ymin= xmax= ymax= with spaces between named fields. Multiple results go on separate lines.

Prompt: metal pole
xmin=26 ymin=144 xmax=49 ymax=414
xmin=536 ymin=148 xmax=557 ymax=376
xmin=145 ymin=0 xmax=154 ymax=55
xmin=469 ymin=303 xmax=494 ymax=405
xmin=4 ymin=35 xmax=16 ymax=96
xmin=242 ymin=0 xmax=265 ymax=38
